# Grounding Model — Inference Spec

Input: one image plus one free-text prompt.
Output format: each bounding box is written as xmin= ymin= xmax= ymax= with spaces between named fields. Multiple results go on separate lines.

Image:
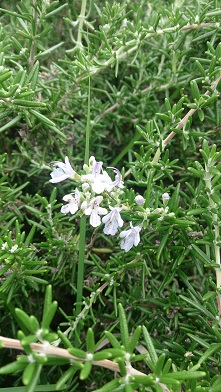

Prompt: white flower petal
xmin=102 ymin=214 xmax=110 ymax=224
xmin=119 ymin=223 xmax=141 ymax=252
xmin=81 ymin=201 xmax=88 ymax=210
xmin=69 ymin=203 xmax=79 ymax=214
xmin=102 ymin=208 xmax=124 ymax=236
xmin=49 ymin=157 xmax=76 ymax=183
xmin=61 ymin=204 xmax=71 ymax=214
xmin=61 ymin=190 xmax=80 ymax=215
xmin=103 ymin=219 xmax=118 ymax=235
xmin=92 ymin=181 xmax=105 ymax=194
xmin=95 ymin=196 xmax=103 ymax=205
xmin=133 ymin=231 xmax=141 ymax=246
xmin=97 ymin=207 xmax=108 ymax=216
xmin=84 ymin=207 xmax=92 ymax=216
xmin=64 ymin=156 xmax=74 ymax=173
xmin=63 ymin=194 xmax=74 ymax=202
xmin=50 ymin=168 xmax=69 ymax=183
xmin=120 ymin=236 xmax=134 ymax=252
xmin=90 ymin=210 xmax=101 ymax=227
xmin=119 ymin=230 xmax=128 ymax=238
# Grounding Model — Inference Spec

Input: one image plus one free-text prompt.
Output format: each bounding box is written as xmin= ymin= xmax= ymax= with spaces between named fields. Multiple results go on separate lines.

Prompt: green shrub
xmin=1 ymin=1 xmax=221 ymax=391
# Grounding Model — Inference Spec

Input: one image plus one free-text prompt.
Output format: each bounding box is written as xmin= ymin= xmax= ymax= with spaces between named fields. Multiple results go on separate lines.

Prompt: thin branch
xmin=99 ymin=79 xmax=192 ymax=119
xmin=65 ymin=258 xmax=141 ymax=334
xmin=152 ymin=73 xmax=221 ymax=164
xmin=0 ymin=335 xmax=172 ymax=391
xmin=0 ymin=335 xmax=143 ymax=376
xmin=29 ymin=0 xmax=37 ymax=70
xmin=59 ymin=21 xmax=218 ymax=105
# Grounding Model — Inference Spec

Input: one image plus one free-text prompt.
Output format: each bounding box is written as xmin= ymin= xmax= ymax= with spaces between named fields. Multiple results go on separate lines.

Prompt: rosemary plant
xmin=1 ymin=1 xmax=221 ymax=391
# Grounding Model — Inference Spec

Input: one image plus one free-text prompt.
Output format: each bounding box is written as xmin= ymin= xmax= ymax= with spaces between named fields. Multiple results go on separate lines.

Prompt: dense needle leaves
xmin=1 ymin=1 xmax=221 ymax=391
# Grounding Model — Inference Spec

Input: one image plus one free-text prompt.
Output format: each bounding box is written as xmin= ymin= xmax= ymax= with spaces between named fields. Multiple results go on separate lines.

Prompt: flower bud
xmin=82 ymin=182 xmax=90 ymax=192
xmin=135 ymin=195 xmax=145 ymax=206
xmin=162 ymin=193 xmax=170 ymax=206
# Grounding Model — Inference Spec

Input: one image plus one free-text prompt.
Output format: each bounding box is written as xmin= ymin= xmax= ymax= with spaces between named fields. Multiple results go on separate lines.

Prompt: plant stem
xmin=151 ymin=73 xmax=221 ymax=323
xmin=84 ymin=74 xmax=90 ymax=164
xmin=204 ymin=168 xmax=221 ymax=324
xmin=75 ymin=67 xmax=91 ymax=341
xmin=151 ymin=74 xmax=221 ymax=165
xmin=29 ymin=0 xmax=37 ymax=70
xmin=76 ymin=0 xmax=87 ymax=50
xmin=76 ymin=215 xmax=87 ymax=317
xmin=59 ymin=22 xmax=218 ymax=105
xmin=0 ymin=335 xmax=144 ymax=376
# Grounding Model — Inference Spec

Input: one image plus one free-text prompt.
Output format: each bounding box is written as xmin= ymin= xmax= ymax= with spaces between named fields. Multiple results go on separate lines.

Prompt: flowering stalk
xmin=76 ymin=74 xmax=91 ymax=337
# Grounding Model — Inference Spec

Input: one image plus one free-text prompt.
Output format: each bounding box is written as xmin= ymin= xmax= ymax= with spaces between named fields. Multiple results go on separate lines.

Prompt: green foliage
xmin=1 ymin=0 xmax=221 ymax=391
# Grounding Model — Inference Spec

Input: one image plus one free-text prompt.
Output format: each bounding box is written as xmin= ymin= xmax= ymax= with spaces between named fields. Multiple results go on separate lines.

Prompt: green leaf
xmin=24 ymin=363 xmax=42 ymax=392
xmin=127 ymin=326 xmax=142 ymax=354
xmin=22 ymin=362 xmax=36 ymax=386
xmin=197 ymin=343 xmax=221 ymax=365
xmin=29 ymin=315 xmax=40 ymax=332
xmin=42 ymin=285 xmax=58 ymax=329
xmin=164 ymin=370 xmax=206 ymax=380
xmin=0 ymin=385 xmax=63 ymax=391
xmin=56 ymin=366 xmax=78 ymax=390
xmin=125 ymin=384 xmax=134 ymax=392
xmin=13 ymin=99 xmax=46 ymax=108
xmin=0 ymin=70 xmax=12 ymax=82
xmin=0 ymin=361 xmax=26 ymax=374
xmin=0 ymin=114 xmax=22 ymax=133
xmin=94 ymin=349 xmax=125 ymax=361
xmin=180 ymin=295 xmax=215 ymax=319
xmin=29 ymin=110 xmax=66 ymax=138
xmin=198 ymin=108 xmax=204 ymax=122
xmin=36 ymin=42 xmax=64 ymax=59
xmin=118 ymin=303 xmax=129 ymax=349
xmin=86 ymin=328 xmax=95 ymax=353
xmin=155 ymin=353 xmax=166 ymax=376
xmin=57 ymin=330 xmax=74 ymax=350
xmin=15 ymin=309 xmax=33 ymax=333
xmin=190 ymin=80 xmax=200 ymax=101
xmin=25 ymin=61 xmax=39 ymax=89
xmin=0 ymin=8 xmax=31 ymax=21
xmin=93 ymin=378 xmax=121 ymax=392
xmin=142 ymin=326 xmax=158 ymax=365
xmin=132 ymin=374 xmax=155 ymax=386
xmin=191 ymin=244 xmax=212 ymax=266
xmin=105 ymin=333 xmax=122 ymax=351
xmin=68 ymin=348 xmax=86 ymax=360
xmin=80 ymin=361 xmax=92 ymax=380
xmin=159 ymin=375 xmax=180 ymax=386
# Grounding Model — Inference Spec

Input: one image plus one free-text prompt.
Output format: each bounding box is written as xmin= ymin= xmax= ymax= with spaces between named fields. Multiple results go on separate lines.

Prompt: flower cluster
xmin=49 ymin=156 xmax=141 ymax=251
xmin=49 ymin=156 xmax=174 ymax=252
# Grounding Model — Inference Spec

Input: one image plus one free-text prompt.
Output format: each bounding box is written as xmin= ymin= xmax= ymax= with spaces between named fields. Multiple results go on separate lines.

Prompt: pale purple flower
xmin=82 ymin=157 xmax=123 ymax=194
xmin=119 ymin=222 xmax=141 ymax=252
xmin=92 ymin=170 xmax=113 ymax=193
xmin=92 ymin=160 xmax=103 ymax=175
xmin=50 ymin=156 xmax=77 ymax=183
xmin=108 ymin=167 xmax=124 ymax=189
xmin=102 ymin=207 xmax=124 ymax=235
xmin=82 ymin=167 xmax=113 ymax=194
xmin=61 ymin=189 xmax=81 ymax=214
xmin=84 ymin=196 xmax=108 ymax=227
